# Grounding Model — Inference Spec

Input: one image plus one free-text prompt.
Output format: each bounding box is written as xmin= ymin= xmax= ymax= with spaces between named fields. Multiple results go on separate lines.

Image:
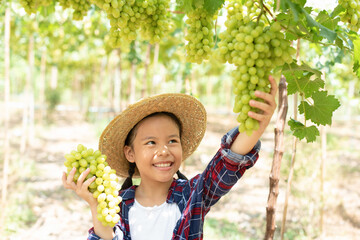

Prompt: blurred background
xmin=1 ymin=0 xmax=360 ymax=239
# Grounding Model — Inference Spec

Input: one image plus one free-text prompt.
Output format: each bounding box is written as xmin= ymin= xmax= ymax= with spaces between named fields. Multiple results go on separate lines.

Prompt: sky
xmin=305 ymin=0 xmax=338 ymax=10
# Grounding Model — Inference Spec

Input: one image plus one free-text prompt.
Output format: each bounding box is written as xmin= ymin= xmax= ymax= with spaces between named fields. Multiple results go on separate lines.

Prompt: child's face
xmin=124 ymin=114 xmax=183 ymax=184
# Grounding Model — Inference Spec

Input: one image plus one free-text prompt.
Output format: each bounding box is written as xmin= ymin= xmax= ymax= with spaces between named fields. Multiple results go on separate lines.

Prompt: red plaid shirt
xmin=88 ymin=127 xmax=260 ymax=240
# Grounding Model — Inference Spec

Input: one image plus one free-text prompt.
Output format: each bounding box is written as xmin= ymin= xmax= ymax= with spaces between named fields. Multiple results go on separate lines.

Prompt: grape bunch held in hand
xmin=215 ymin=0 xmax=295 ymax=135
xmin=64 ymin=144 xmax=122 ymax=227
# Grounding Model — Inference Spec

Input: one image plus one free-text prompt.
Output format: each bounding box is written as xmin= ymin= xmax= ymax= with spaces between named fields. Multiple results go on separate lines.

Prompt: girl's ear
xmin=124 ymin=146 xmax=135 ymax=163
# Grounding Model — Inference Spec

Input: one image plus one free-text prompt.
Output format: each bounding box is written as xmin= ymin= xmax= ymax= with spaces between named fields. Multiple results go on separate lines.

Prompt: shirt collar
xmin=119 ymin=179 xmax=177 ymax=205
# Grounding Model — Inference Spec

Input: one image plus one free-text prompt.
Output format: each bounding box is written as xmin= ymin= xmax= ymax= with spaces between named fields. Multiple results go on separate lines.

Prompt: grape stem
xmin=167 ymin=9 xmax=185 ymax=14
xmin=214 ymin=17 xmax=218 ymax=48
xmin=255 ymin=0 xmax=273 ymax=25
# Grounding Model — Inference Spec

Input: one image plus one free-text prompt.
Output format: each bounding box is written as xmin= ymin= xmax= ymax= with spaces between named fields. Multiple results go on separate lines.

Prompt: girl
xmin=62 ymin=76 xmax=278 ymax=240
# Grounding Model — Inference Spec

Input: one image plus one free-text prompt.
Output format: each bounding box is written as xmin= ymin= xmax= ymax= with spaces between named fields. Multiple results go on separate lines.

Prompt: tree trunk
xmin=264 ymin=75 xmax=288 ymax=240
xmin=280 ymin=38 xmax=301 ymax=239
xmin=20 ymin=33 xmax=34 ymax=154
xmin=1 ymin=6 xmax=11 ymax=234
xmin=142 ymin=44 xmax=152 ymax=98
xmin=320 ymin=124 xmax=327 ymax=236
xmin=50 ymin=65 xmax=58 ymax=90
xmin=150 ymin=43 xmax=160 ymax=95
xmin=114 ymin=49 xmax=122 ymax=113
xmin=106 ymin=55 xmax=114 ymax=112
xmin=129 ymin=61 xmax=137 ymax=104
xmin=39 ymin=48 xmax=47 ymax=123
xmin=280 ymin=93 xmax=298 ymax=240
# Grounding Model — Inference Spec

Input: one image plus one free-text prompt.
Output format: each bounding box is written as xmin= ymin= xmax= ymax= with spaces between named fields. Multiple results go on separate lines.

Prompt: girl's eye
xmin=146 ymin=141 xmax=155 ymax=145
xmin=169 ymin=139 xmax=178 ymax=144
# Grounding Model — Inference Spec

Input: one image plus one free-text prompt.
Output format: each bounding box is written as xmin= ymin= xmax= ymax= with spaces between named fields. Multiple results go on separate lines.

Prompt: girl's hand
xmin=62 ymin=167 xmax=97 ymax=207
xmin=248 ymin=75 xmax=278 ymax=132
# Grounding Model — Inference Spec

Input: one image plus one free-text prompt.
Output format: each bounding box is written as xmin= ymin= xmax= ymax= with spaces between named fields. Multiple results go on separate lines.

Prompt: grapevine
xmin=90 ymin=0 xmax=172 ymax=48
xmin=58 ymin=0 xmax=92 ymax=21
xmin=215 ymin=0 xmax=296 ymax=135
xmin=64 ymin=144 xmax=122 ymax=227
xmin=339 ymin=0 xmax=360 ymax=31
xmin=19 ymin=0 xmax=50 ymax=14
xmin=139 ymin=0 xmax=172 ymax=44
xmin=185 ymin=8 xmax=217 ymax=64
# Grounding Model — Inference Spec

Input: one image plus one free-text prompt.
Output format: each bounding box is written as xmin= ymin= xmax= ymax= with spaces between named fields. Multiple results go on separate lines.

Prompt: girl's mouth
xmin=153 ymin=162 xmax=173 ymax=168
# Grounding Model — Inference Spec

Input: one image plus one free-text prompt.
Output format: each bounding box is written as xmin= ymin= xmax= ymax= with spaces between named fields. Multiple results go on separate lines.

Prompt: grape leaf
xmin=298 ymin=91 xmax=340 ymax=126
xmin=330 ymin=4 xmax=345 ymax=18
xmin=316 ymin=10 xmax=340 ymax=30
xmin=288 ymin=119 xmax=320 ymax=143
xmin=195 ymin=0 xmax=205 ymax=9
xmin=176 ymin=0 xmax=195 ymax=13
xmin=353 ymin=37 xmax=360 ymax=78
xmin=203 ymin=0 xmax=224 ymax=15
xmin=282 ymin=62 xmax=322 ymax=76
xmin=287 ymin=74 xmax=325 ymax=98
xmin=301 ymin=8 xmax=337 ymax=42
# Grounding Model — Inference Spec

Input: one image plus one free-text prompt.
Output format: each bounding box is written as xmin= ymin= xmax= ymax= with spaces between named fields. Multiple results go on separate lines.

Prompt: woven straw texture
xmin=99 ymin=93 xmax=207 ymax=178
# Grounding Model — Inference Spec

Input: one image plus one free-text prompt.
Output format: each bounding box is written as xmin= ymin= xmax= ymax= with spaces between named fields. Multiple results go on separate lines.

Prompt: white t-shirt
xmin=128 ymin=199 xmax=181 ymax=240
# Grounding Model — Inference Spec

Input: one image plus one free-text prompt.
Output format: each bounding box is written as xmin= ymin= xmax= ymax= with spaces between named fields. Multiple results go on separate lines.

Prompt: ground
xmin=3 ymin=109 xmax=360 ymax=240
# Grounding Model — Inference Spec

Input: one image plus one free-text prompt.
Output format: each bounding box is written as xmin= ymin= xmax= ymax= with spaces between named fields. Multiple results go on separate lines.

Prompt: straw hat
xmin=99 ymin=93 xmax=207 ymax=178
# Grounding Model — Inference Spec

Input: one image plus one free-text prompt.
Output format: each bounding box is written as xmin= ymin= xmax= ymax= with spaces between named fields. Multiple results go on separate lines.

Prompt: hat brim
xmin=99 ymin=93 xmax=207 ymax=178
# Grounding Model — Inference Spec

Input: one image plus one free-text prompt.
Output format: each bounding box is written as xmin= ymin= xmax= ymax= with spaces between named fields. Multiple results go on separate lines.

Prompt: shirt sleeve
xmin=87 ymin=226 xmax=124 ymax=240
xmin=195 ymin=126 xmax=261 ymax=211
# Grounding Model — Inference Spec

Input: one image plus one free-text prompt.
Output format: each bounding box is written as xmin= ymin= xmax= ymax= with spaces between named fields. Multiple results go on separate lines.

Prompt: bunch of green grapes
xmin=19 ymin=0 xmax=49 ymax=14
xmin=59 ymin=0 xmax=92 ymax=20
xmin=90 ymin=0 xmax=171 ymax=48
xmin=140 ymin=0 xmax=171 ymax=44
xmin=338 ymin=0 xmax=360 ymax=31
xmin=215 ymin=0 xmax=295 ymax=135
xmin=64 ymin=144 xmax=122 ymax=227
xmin=59 ymin=0 xmax=71 ymax=9
xmin=185 ymin=8 xmax=216 ymax=64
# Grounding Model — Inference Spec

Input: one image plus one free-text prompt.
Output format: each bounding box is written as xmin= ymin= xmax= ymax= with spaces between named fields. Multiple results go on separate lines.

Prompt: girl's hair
xmin=120 ymin=112 xmax=187 ymax=191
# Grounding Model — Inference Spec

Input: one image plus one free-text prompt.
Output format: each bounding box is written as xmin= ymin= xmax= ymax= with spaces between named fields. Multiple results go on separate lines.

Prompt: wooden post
xmin=151 ymin=43 xmax=160 ymax=95
xmin=39 ymin=48 xmax=47 ymax=123
xmin=264 ymin=75 xmax=288 ymax=240
xmin=320 ymin=125 xmax=326 ymax=237
xmin=1 ymin=6 xmax=11 ymax=235
xmin=280 ymin=38 xmax=301 ymax=239
xmin=142 ymin=43 xmax=152 ymax=98
xmin=280 ymin=93 xmax=298 ymax=240
xmin=20 ymin=33 xmax=34 ymax=154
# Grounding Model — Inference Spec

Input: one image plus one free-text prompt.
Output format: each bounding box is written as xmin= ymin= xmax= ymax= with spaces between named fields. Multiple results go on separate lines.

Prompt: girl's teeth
xmin=155 ymin=163 xmax=171 ymax=167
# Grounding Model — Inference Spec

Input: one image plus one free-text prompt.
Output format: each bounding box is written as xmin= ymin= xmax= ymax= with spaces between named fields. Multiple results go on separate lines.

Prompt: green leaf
xmin=288 ymin=119 xmax=320 ymax=143
xmin=316 ymin=10 xmax=340 ymax=31
xmin=282 ymin=62 xmax=322 ymax=77
xmin=195 ymin=0 xmax=205 ymax=9
xmin=298 ymin=91 xmax=340 ymax=126
xmin=301 ymin=8 xmax=337 ymax=42
xmin=354 ymin=37 xmax=360 ymax=65
xmin=330 ymin=4 xmax=345 ymax=18
xmin=176 ymin=0 xmax=195 ymax=13
xmin=286 ymin=74 xmax=325 ymax=98
xmin=203 ymin=0 xmax=224 ymax=15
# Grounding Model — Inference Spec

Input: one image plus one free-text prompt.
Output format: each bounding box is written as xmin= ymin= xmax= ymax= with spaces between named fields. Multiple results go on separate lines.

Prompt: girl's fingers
xmin=62 ymin=171 xmax=76 ymax=189
xmin=268 ymin=75 xmax=278 ymax=96
xmin=82 ymin=175 xmax=96 ymax=191
xmin=77 ymin=168 xmax=91 ymax=189
xmin=249 ymin=99 xmax=273 ymax=115
xmin=254 ymin=91 xmax=275 ymax=106
xmin=66 ymin=167 xmax=77 ymax=185
xmin=248 ymin=111 xmax=265 ymax=121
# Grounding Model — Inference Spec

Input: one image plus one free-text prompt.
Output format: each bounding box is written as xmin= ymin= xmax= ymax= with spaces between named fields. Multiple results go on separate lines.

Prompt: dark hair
xmin=121 ymin=112 xmax=187 ymax=191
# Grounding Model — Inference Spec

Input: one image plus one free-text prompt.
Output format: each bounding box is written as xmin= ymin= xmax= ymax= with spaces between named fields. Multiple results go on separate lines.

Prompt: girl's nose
xmin=156 ymin=145 xmax=170 ymax=155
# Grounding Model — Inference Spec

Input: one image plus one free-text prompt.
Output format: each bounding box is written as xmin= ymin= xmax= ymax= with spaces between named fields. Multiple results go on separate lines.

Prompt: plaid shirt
xmin=88 ymin=127 xmax=260 ymax=240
